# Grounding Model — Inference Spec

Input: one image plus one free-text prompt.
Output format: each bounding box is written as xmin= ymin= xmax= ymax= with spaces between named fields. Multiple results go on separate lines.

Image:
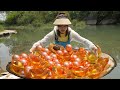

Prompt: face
xmin=58 ymin=25 xmax=68 ymax=34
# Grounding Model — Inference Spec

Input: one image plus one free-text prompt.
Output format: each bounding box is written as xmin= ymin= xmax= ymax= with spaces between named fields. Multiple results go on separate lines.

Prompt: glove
xmin=29 ymin=47 xmax=35 ymax=53
xmin=89 ymin=45 xmax=98 ymax=57
xmin=29 ymin=42 xmax=40 ymax=53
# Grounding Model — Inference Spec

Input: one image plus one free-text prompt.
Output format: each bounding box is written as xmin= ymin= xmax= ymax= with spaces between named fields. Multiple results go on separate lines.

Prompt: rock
xmin=0 ymin=30 xmax=17 ymax=38
xmin=0 ymin=72 xmax=21 ymax=79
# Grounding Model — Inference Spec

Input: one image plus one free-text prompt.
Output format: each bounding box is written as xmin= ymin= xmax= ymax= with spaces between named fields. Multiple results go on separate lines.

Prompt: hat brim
xmin=53 ymin=18 xmax=71 ymax=25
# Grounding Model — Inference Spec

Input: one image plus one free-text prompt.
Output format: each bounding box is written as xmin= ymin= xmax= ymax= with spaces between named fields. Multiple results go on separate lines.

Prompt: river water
xmin=0 ymin=25 xmax=120 ymax=79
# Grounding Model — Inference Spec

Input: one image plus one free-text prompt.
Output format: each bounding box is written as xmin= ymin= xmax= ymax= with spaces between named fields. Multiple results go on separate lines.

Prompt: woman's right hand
xmin=29 ymin=47 xmax=36 ymax=53
xmin=29 ymin=42 xmax=40 ymax=53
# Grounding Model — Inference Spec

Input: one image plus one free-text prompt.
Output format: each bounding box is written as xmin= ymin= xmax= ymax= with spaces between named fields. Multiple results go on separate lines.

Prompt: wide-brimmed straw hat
xmin=53 ymin=13 xmax=71 ymax=25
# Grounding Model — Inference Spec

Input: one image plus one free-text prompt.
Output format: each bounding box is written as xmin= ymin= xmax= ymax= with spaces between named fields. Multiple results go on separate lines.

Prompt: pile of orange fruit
xmin=10 ymin=44 xmax=109 ymax=79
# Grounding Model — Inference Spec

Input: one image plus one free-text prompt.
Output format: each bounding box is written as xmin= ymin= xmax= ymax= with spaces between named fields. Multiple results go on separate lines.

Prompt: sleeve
xmin=32 ymin=30 xmax=55 ymax=48
xmin=70 ymin=29 xmax=97 ymax=50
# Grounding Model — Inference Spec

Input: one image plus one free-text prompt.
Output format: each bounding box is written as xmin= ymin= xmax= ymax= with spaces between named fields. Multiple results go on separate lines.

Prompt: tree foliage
xmin=4 ymin=11 xmax=120 ymax=26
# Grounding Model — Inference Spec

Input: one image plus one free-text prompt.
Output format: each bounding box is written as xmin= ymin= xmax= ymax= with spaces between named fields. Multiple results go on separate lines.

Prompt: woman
xmin=30 ymin=13 xmax=97 ymax=55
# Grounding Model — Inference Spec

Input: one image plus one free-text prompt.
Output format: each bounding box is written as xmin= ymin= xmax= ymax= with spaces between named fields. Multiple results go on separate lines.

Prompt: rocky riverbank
xmin=0 ymin=30 xmax=17 ymax=38
xmin=86 ymin=19 xmax=116 ymax=25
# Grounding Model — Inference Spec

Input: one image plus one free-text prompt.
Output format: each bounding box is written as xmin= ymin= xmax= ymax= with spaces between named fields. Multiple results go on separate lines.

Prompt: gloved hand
xmin=29 ymin=42 xmax=40 ymax=53
xmin=29 ymin=47 xmax=35 ymax=53
xmin=89 ymin=45 xmax=98 ymax=57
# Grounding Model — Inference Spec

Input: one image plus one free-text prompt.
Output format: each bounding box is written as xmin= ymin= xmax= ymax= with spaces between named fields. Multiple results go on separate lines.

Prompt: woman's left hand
xmin=91 ymin=46 xmax=98 ymax=57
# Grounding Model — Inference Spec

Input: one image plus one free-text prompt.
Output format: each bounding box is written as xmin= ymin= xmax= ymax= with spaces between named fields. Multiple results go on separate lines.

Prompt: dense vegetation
xmin=0 ymin=11 xmax=120 ymax=32
xmin=3 ymin=11 xmax=120 ymax=27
